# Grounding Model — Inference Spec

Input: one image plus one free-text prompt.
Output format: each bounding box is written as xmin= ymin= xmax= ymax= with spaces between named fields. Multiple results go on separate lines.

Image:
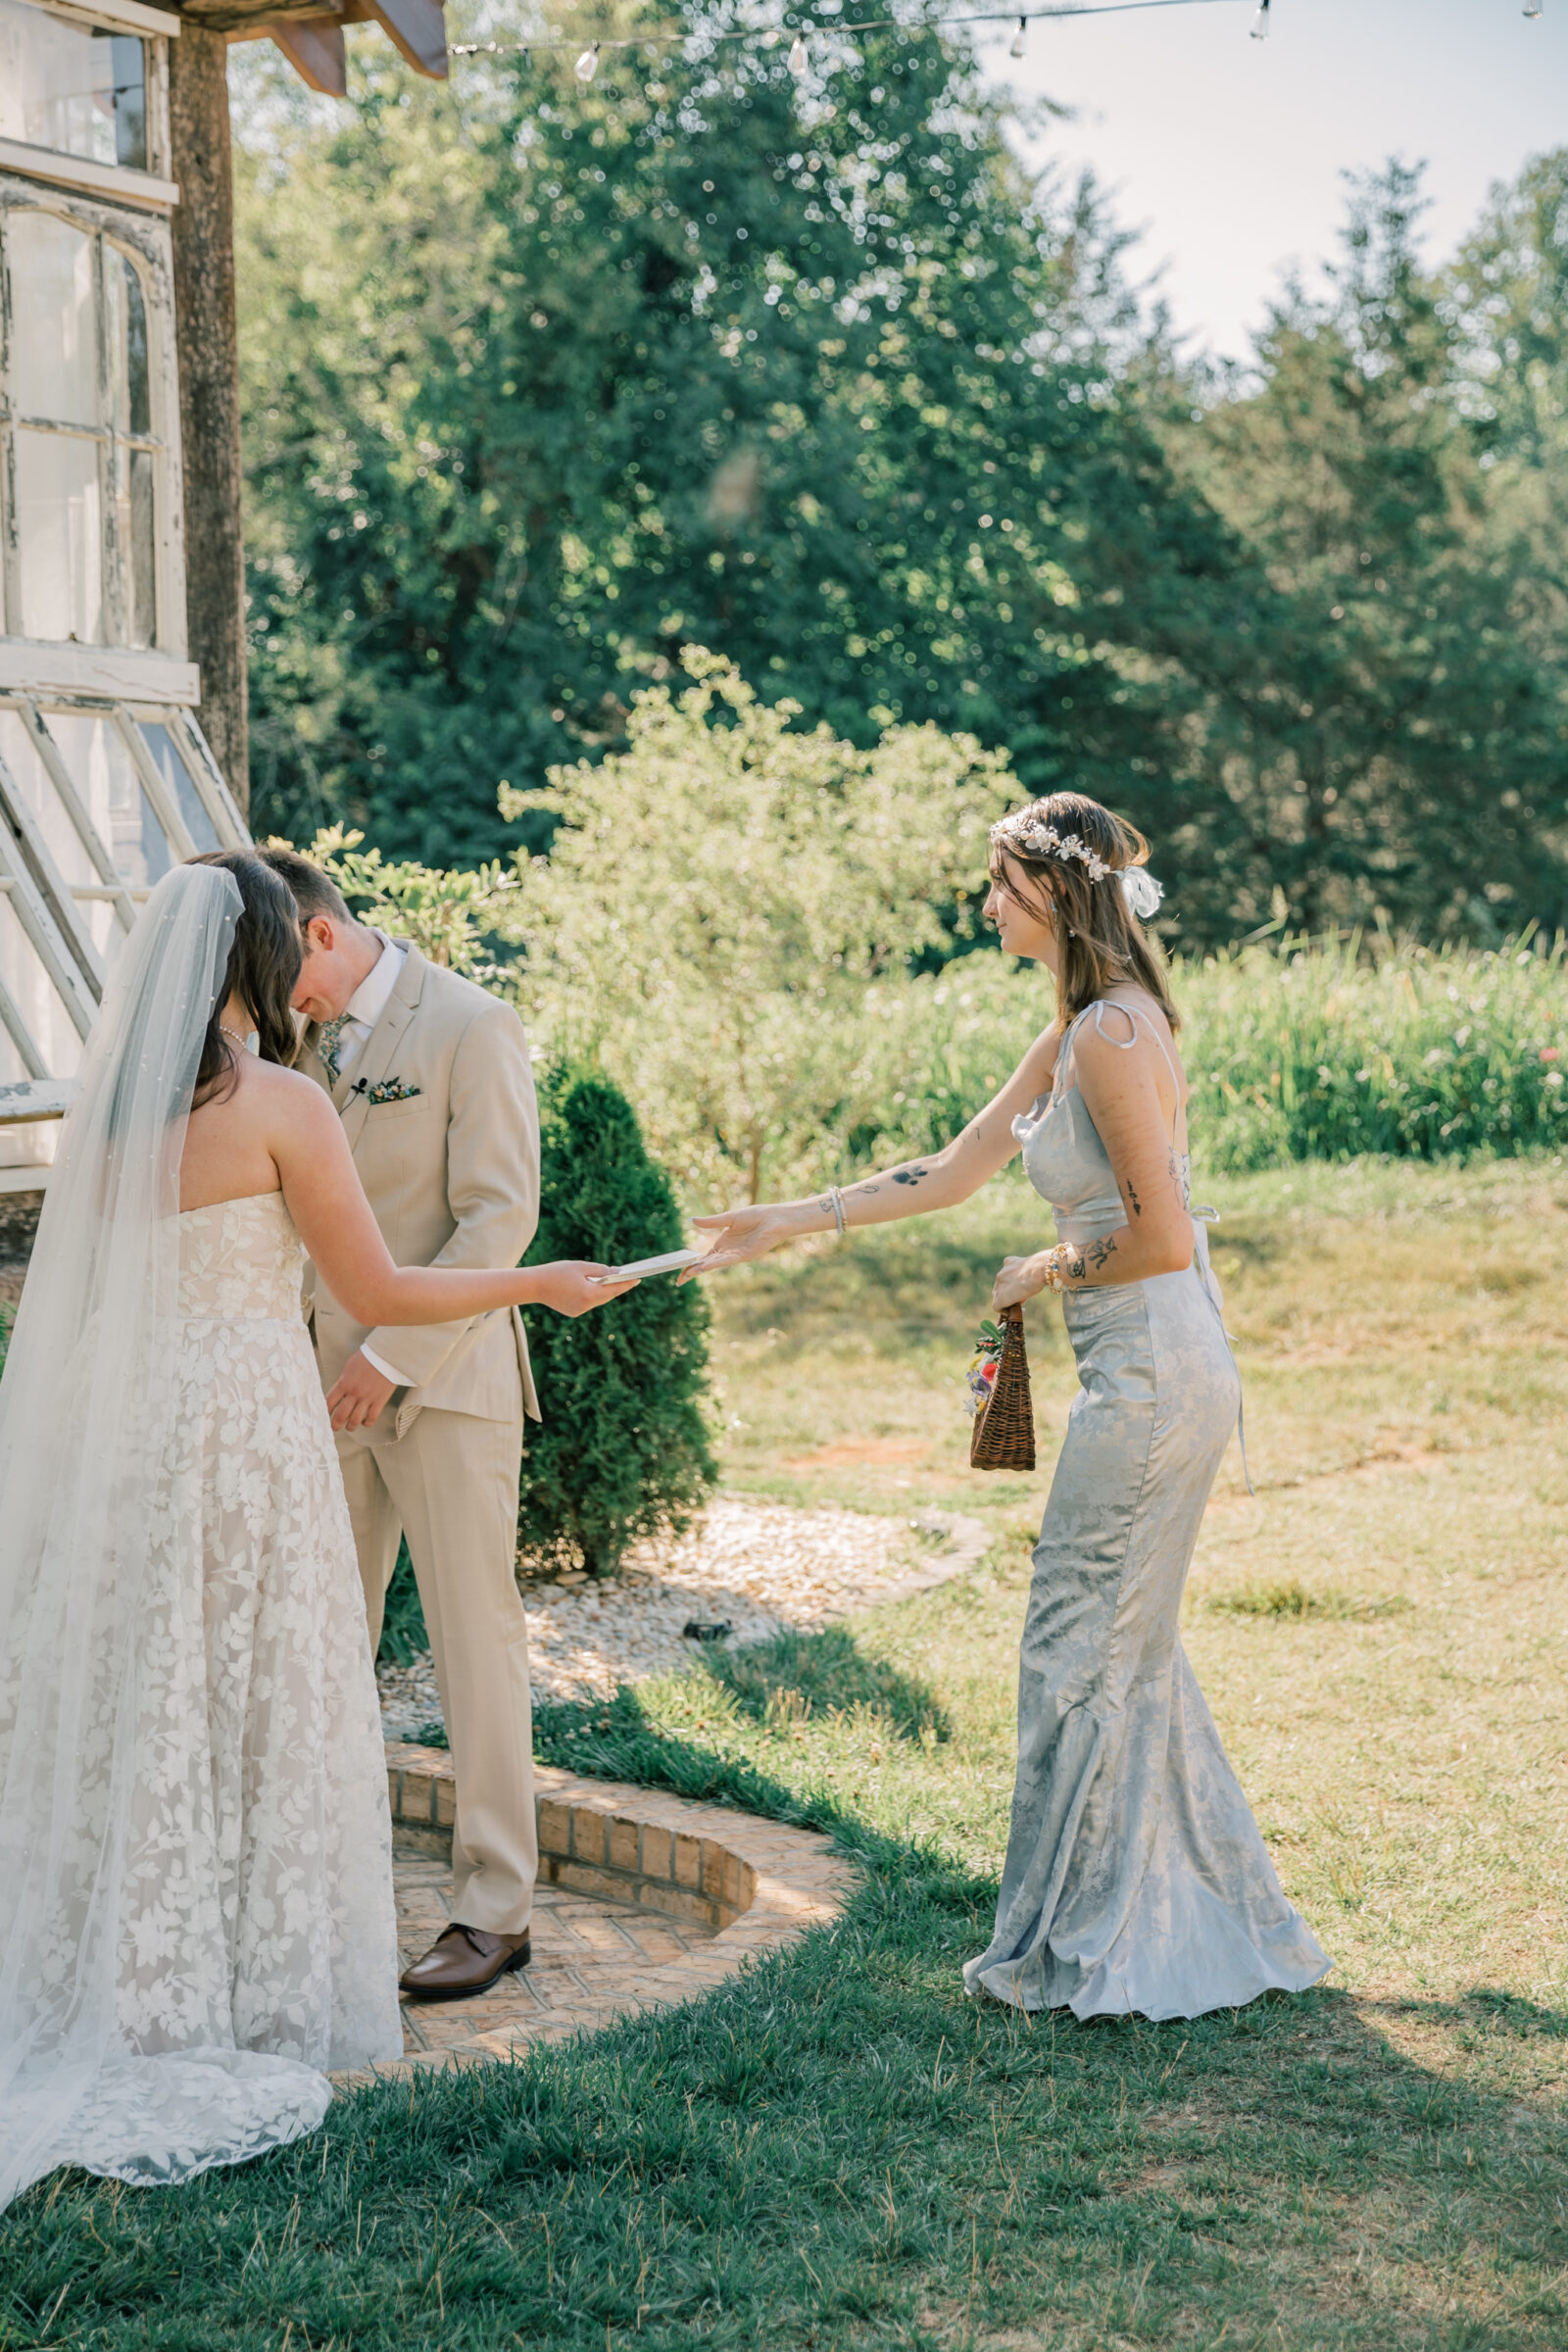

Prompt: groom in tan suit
xmin=262 ymin=848 xmax=542 ymax=2001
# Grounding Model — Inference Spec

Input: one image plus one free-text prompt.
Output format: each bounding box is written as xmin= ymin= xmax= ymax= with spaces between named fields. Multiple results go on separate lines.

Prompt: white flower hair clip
xmin=1120 ymin=867 xmax=1164 ymax=921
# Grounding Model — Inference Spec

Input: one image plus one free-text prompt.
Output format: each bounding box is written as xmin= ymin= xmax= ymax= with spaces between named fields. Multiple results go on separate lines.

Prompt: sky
xmin=970 ymin=0 xmax=1567 ymax=361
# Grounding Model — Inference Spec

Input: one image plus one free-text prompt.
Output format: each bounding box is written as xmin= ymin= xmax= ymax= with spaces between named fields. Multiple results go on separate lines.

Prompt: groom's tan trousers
xmin=337 ymin=1396 xmax=539 ymax=1938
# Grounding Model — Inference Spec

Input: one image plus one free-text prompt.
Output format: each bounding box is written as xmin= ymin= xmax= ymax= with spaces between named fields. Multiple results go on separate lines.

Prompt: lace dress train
xmin=25 ymin=1193 xmax=402 ymax=2188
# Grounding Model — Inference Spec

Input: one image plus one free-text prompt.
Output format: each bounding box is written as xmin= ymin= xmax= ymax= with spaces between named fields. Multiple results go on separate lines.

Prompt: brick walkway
xmin=332 ymin=1750 xmax=857 ymax=2085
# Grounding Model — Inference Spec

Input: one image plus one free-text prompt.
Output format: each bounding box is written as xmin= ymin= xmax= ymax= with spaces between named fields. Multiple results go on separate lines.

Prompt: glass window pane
xmin=0 ymin=5 xmax=145 ymax=170
xmin=43 ymin=712 xmax=172 ymax=892
xmin=126 ymin=448 xmax=156 ymax=649
xmin=0 ymin=708 xmax=115 ymax=959
xmin=107 ymin=249 xmax=150 ymax=438
xmin=104 ymin=34 xmax=146 ymax=172
xmin=139 ymin=724 xmax=218 ymax=853
xmin=8 ymin=212 xmax=99 ymax=426
xmin=0 ymin=893 xmax=82 ymax=1079
xmin=15 ymin=429 xmax=103 ymax=643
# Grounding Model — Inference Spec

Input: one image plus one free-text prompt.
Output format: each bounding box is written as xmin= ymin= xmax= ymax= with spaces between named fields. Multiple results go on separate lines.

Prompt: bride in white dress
xmin=0 ymin=856 xmax=635 ymax=2211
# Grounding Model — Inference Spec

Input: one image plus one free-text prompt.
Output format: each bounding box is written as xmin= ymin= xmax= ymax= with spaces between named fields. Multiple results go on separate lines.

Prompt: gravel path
xmin=377 ymin=1496 xmax=988 ymax=1736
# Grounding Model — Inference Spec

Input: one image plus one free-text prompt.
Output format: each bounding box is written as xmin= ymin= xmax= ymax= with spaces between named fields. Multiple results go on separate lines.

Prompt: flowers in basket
xmin=963 ymin=1319 xmax=1005 ymax=1420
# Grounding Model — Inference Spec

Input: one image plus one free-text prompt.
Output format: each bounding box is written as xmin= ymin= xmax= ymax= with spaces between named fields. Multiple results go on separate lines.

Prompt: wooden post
xmin=167 ymin=26 xmax=249 ymax=814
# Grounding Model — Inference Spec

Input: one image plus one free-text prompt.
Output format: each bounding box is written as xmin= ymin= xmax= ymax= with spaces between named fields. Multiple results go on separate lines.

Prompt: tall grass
xmin=826 ymin=933 xmax=1568 ymax=1179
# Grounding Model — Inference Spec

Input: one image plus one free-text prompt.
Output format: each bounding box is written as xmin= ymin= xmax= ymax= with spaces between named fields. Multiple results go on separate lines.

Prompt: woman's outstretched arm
xmin=688 ymin=1026 xmax=1063 ymax=1275
xmin=272 ymin=1076 xmax=637 ymax=1321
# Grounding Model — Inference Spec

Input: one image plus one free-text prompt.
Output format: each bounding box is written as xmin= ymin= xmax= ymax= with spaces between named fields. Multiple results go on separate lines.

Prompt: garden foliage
xmin=233 ymin=27 xmax=1568 ymax=944
xmin=516 ymin=1065 xmax=716 ymax=1578
xmin=310 ymin=659 xmax=1568 ymax=1203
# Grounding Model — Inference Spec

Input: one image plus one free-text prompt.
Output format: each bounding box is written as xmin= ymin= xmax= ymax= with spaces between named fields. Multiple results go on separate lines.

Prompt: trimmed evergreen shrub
xmin=518 ymin=1067 xmax=716 ymax=1578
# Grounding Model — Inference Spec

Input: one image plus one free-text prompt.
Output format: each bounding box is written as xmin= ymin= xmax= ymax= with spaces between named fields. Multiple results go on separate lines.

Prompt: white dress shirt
xmin=334 ymin=939 xmax=412 ymax=1390
xmin=331 ymin=935 xmax=406 ymax=1082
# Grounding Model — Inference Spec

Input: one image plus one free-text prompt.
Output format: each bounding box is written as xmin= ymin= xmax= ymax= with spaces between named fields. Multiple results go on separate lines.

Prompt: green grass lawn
xmin=4 ymin=1156 xmax=1567 ymax=2349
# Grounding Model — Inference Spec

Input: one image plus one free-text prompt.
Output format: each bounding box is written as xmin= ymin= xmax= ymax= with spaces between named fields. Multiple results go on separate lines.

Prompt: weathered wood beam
xmin=167 ymin=24 xmax=249 ymax=813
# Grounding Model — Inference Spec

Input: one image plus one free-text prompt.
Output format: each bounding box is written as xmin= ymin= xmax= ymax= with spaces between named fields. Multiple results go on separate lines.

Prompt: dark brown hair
xmin=256 ymin=844 xmax=353 ymax=928
xmin=989 ymin=792 xmax=1181 ymax=1034
xmin=185 ymin=852 xmax=304 ymax=1105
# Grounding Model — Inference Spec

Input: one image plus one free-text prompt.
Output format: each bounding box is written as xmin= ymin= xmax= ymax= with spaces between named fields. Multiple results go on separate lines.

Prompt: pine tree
xmin=518 ymin=1068 xmax=716 ymax=1578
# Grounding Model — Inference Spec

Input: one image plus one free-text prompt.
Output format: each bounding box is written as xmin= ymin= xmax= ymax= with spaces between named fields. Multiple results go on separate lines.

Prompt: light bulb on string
xmin=1009 ymin=15 xmax=1027 ymax=56
xmin=787 ymin=29 xmax=808 ymax=74
xmin=1523 ymin=0 xmax=1542 ymax=18
xmin=574 ymin=41 xmax=601 ymax=79
xmin=1250 ymin=0 xmax=1269 ymax=36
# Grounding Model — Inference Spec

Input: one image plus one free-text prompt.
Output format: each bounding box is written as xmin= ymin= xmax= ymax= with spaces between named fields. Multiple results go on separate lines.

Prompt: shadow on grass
xmin=6 ymin=1637 xmax=1566 ymax=2349
xmin=705 ymin=1624 xmax=953 ymax=1744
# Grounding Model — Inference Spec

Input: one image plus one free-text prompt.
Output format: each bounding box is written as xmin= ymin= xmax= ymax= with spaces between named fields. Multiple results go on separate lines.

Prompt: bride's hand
xmin=684 ymin=1201 xmax=801 ymax=1278
xmin=533 ymin=1261 xmax=641 ymax=1316
xmin=993 ymin=1253 xmax=1051 ymax=1311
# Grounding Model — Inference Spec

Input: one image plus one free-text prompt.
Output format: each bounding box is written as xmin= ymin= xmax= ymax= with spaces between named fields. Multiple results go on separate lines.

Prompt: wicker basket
xmin=969 ymin=1302 xmax=1035 ymax=1472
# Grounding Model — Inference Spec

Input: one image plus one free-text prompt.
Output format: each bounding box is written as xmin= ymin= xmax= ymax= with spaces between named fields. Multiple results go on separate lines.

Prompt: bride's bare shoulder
xmin=254 ymin=1059 xmax=335 ymax=1121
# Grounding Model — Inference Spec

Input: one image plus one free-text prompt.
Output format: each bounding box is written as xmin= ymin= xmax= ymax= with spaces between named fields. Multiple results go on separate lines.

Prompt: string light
xmin=1523 ymin=0 xmax=1542 ymax=17
xmin=453 ymin=1 xmax=1269 ymax=79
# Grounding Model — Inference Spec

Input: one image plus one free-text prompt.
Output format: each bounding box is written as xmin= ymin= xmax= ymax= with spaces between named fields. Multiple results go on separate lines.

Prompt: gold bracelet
xmin=1041 ymin=1246 xmax=1068 ymax=1293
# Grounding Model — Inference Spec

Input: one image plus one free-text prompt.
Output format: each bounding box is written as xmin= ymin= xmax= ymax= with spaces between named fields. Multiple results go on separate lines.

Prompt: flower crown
xmin=990 ymin=808 xmax=1165 ymax=921
xmin=990 ymin=810 xmax=1109 ymax=882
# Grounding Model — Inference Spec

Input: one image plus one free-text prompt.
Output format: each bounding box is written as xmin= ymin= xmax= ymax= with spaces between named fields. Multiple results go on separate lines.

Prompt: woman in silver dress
xmin=693 ymin=793 xmax=1329 ymax=2021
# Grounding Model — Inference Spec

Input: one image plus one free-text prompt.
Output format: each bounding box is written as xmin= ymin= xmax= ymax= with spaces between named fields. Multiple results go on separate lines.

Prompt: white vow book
xmin=590 ymin=1249 xmax=709 ymax=1283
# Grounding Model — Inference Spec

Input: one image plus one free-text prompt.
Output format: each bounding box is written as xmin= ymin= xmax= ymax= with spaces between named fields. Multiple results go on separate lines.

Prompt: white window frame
xmin=0 ymin=695 xmax=248 ymax=1132
xmin=0 ymin=172 xmax=187 ymax=685
xmin=0 ymin=0 xmax=179 ymax=209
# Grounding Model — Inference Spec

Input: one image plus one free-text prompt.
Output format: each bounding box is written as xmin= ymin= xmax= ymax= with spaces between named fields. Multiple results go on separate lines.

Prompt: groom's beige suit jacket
xmin=301 ymin=941 xmax=542 ymax=1435
xmin=300 ymin=937 xmax=543 ymax=1936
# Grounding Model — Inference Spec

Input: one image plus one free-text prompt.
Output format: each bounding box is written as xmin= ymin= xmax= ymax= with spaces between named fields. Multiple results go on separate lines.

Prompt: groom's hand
xmin=327 ymin=1349 xmax=400 ymax=1433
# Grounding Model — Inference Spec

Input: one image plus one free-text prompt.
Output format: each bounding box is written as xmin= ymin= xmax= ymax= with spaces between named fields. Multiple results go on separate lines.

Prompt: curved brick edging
xmin=333 ymin=1744 xmax=857 ymax=2084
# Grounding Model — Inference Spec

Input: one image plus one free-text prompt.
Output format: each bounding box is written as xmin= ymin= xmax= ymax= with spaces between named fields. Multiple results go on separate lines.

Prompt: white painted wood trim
xmin=33 ymin=0 xmax=181 ymax=43
xmin=0 ymin=140 xmax=177 ymax=213
xmin=0 ymin=1077 xmax=74 ymax=1123
xmin=0 ymin=746 xmax=106 ymax=995
xmin=167 ymin=709 xmax=251 ymax=848
xmin=0 ymin=1155 xmax=56 ymax=1188
xmin=0 ymin=824 xmax=95 ymax=1038
xmin=117 ymin=706 xmax=196 ymax=861
xmin=0 ymin=641 xmax=200 ymax=702
xmin=13 ymin=695 xmax=138 ymax=936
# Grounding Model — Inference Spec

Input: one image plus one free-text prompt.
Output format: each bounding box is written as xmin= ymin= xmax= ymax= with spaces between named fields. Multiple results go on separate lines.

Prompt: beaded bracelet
xmin=1040 ymin=1245 xmax=1070 ymax=1293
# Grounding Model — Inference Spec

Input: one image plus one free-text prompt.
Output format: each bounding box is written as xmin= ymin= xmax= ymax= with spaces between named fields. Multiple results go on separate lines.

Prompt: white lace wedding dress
xmin=14 ymin=1192 xmax=403 ymax=2190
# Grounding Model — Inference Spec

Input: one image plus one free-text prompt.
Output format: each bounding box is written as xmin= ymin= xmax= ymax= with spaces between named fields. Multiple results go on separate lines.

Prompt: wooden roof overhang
xmin=173 ymin=0 xmax=448 ymax=95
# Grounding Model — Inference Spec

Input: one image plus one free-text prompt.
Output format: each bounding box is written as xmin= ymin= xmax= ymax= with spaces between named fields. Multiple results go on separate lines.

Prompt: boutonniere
xmin=350 ymin=1076 xmax=422 ymax=1105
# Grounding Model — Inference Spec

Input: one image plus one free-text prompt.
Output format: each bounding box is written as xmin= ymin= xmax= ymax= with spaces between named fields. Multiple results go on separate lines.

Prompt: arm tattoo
xmin=1123 ymin=1180 xmax=1143 ymax=1220
xmin=1089 ymin=1236 xmax=1119 ymax=1273
xmin=1065 ymin=1250 xmax=1088 ymax=1284
xmin=891 ymin=1164 xmax=929 ymax=1188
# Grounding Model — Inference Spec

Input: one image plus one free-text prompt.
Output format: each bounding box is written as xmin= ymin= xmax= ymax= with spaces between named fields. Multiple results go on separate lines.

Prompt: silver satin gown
xmin=964 ymin=1001 xmax=1330 ymax=2021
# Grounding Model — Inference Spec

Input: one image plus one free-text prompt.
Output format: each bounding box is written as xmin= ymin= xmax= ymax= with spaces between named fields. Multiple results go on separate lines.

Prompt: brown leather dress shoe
xmin=399 ymin=1924 xmax=532 ymax=2001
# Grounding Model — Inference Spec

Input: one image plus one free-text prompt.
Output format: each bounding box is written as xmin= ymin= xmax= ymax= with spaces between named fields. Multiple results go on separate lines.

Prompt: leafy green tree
xmin=518 ymin=1067 xmax=716 ymax=1579
xmin=1164 ymin=164 xmax=1567 ymax=941
xmin=231 ymin=15 xmax=1222 ymax=869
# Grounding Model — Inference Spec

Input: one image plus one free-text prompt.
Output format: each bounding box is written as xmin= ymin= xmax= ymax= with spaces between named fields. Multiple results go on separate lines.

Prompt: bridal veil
xmin=0 ymin=864 xmax=333 ymax=2210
